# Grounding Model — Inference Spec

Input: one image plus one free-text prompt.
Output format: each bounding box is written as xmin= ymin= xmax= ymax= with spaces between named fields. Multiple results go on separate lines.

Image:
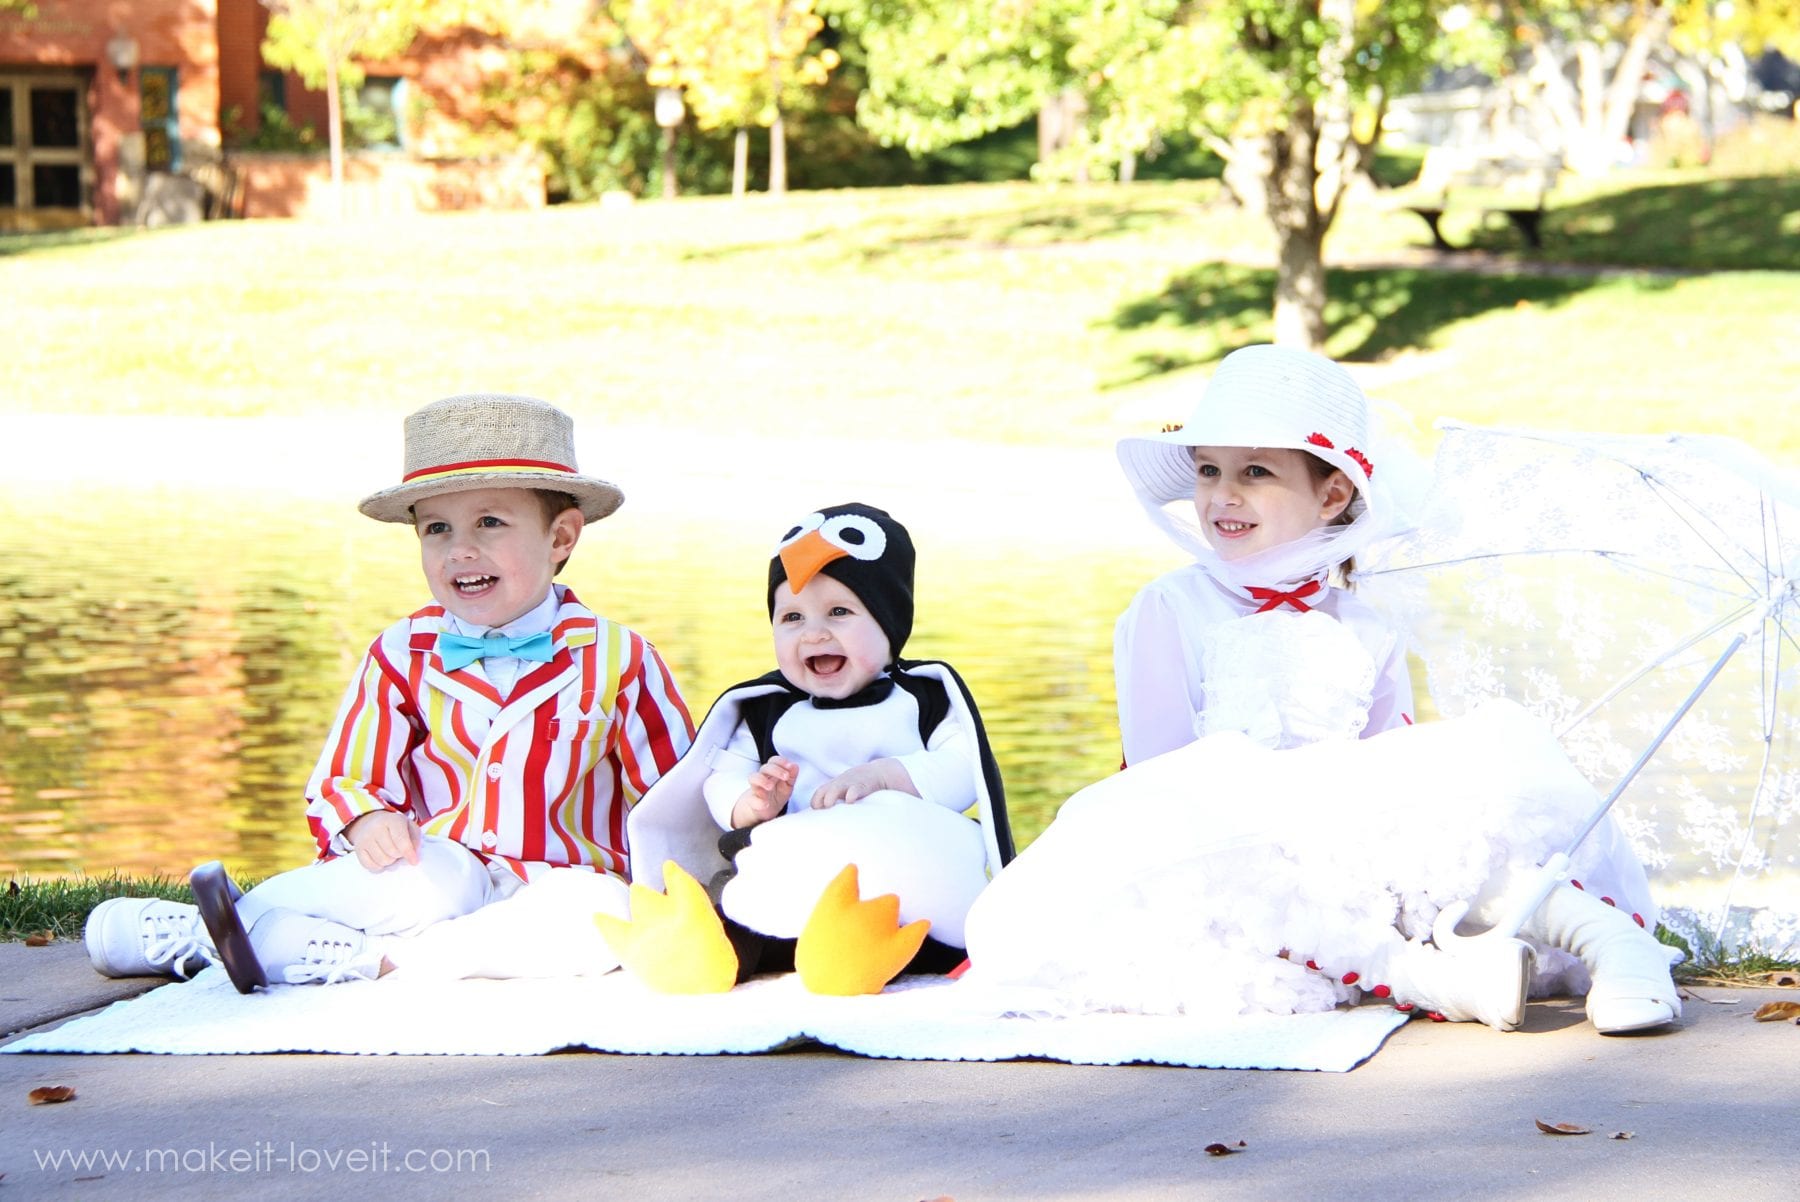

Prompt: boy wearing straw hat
xmin=86 ymin=394 xmax=695 ymax=989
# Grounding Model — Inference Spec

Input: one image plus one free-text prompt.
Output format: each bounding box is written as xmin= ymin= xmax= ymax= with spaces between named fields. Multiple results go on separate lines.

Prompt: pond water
xmin=0 ymin=415 xmax=1166 ymax=883
xmin=2 ymin=414 xmax=1792 ymax=951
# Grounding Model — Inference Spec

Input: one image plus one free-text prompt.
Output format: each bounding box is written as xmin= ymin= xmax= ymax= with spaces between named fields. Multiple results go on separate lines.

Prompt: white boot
xmin=1518 ymin=884 xmax=1680 ymax=1034
xmin=1353 ymin=933 xmax=1535 ymax=1031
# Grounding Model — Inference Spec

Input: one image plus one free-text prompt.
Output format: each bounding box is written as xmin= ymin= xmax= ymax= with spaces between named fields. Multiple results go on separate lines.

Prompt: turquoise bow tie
xmin=437 ymin=630 xmax=556 ymax=672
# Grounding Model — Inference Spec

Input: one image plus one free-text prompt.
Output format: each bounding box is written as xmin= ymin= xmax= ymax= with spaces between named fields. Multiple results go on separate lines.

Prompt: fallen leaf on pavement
xmin=1611 ymin=1132 xmax=1635 ymax=1140
xmin=1203 ymin=1141 xmax=1247 ymax=1156
xmin=1752 ymin=1001 xmax=1800 ymax=1022
xmin=24 ymin=931 xmax=54 ymax=947
xmin=28 ymin=1086 xmax=76 ymax=1105
xmin=1759 ymin=971 xmax=1798 ymax=987
xmin=1535 ymin=1119 xmax=1591 ymax=1135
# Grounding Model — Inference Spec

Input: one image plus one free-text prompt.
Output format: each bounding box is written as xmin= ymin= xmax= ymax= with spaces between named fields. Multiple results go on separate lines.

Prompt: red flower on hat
xmin=1346 ymin=447 xmax=1374 ymax=477
xmin=1306 ymin=432 xmax=1335 ymax=450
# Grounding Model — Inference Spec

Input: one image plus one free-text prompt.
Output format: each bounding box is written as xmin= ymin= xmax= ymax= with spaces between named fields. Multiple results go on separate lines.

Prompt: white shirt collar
xmin=445 ymin=587 xmax=560 ymax=641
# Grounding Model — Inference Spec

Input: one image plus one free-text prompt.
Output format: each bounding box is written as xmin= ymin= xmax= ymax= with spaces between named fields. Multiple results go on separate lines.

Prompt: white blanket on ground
xmin=2 ymin=969 xmax=1407 ymax=1071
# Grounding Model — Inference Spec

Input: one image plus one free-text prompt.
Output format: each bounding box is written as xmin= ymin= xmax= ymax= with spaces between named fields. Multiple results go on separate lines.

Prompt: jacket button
xmin=486 ymin=764 xmax=504 ymax=780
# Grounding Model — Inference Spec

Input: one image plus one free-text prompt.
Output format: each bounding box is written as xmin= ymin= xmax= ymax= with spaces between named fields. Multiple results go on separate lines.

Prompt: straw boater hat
xmin=358 ymin=394 xmax=623 ymax=524
xmin=1115 ymin=344 xmax=1379 ymax=528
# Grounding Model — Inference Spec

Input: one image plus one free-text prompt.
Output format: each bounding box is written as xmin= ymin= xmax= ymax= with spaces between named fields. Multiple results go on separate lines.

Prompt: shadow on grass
xmin=1471 ymin=174 xmax=1800 ymax=271
xmin=1101 ymin=262 xmax=1674 ymax=385
xmin=679 ymin=182 xmax=1227 ymax=264
xmin=0 ymin=227 xmax=136 ymax=257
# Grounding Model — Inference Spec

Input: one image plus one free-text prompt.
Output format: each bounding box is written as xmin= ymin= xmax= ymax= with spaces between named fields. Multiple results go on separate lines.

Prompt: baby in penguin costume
xmin=609 ymin=503 xmax=1013 ymax=995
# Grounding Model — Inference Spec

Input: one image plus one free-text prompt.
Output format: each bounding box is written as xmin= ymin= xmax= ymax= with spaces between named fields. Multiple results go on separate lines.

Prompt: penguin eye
xmin=775 ymin=511 xmax=825 ymax=551
xmin=820 ymin=514 xmax=886 ymax=561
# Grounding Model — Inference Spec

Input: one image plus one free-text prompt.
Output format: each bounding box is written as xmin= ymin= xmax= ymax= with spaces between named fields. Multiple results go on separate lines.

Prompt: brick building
xmin=0 ymin=0 xmax=550 ymax=229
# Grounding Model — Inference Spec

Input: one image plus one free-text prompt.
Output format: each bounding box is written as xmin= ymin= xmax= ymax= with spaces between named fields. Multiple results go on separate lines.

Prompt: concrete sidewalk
xmin=3 ymin=940 xmax=1798 ymax=1201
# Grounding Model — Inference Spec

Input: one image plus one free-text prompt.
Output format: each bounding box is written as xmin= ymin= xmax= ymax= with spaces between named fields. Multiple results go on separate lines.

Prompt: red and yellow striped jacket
xmin=304 ymin=585 xmax=694 ymax=883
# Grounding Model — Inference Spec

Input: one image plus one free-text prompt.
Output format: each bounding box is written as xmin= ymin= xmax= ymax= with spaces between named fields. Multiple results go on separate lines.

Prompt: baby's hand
xmin=345 ymin=810 xmax=421 ymax=871
xmin=731 ymin=756 xmax=798 ymax=829
xmin=811 ymin=758 xmax=917 ymax=809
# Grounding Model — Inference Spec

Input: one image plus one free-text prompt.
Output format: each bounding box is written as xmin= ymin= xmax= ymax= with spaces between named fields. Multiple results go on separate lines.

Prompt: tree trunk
xmin=1529 ymin=13 xmax=1675 ymax=175
xmin=1272 ymin=219 xmax=1328 ymax=351
xmin=768 ymin=108 xmax=787 ymax=195
xmin=1221 ymin=133 xmax=1271 ymax=212
xmin=325 ymin=57 xmax=343 ymax=219
xmin=733 ymin=128 xmax=749 ymax=197
xmin=1037 ymin=89 xmax=1088 ymax=178
xmin=1266 ymin=115 xmax=1328 ymax=352
xmin=660 ymin=124 xmax=677 ymax=199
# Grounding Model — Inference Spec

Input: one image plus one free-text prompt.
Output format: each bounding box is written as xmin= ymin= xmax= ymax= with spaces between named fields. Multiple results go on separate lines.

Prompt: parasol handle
xmin=1563 ymin=630 xmax=1748 ymax=857
xmin=1437 ymin=628 xmax=1752 ymax=950
xmin=1432 ymin=853 xmax=1571 ymax=947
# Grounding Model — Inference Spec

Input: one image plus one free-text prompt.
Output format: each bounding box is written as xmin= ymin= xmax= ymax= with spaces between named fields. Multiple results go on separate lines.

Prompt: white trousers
xmin=234 ymin=835 xmax=631 ymax=980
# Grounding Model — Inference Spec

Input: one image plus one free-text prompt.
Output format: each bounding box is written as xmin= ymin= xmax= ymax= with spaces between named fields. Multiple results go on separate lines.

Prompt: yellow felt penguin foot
xmin=794 ymin=864 xmax=930 ymax=996
xmin=593 ymin=862 xmax=738 ymax=994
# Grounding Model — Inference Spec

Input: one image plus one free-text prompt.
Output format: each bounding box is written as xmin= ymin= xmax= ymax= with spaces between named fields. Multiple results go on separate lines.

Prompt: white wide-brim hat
xmin=359 ymin=393 xmax=623 ymax=524
xmin=1117 ymin=344 xmax=1378 ymax=522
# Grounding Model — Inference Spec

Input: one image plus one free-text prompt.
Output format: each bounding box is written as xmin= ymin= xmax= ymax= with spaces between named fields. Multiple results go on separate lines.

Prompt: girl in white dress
xmin=962 ymin=345 xmax=1681 ymax=1034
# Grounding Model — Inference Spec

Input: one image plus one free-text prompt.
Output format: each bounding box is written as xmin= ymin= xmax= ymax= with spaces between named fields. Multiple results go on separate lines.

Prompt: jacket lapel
xmin=484 ymin=612 xmax=598 ymax=743
xmin=410 ymin=622 xmax=505 ymax=721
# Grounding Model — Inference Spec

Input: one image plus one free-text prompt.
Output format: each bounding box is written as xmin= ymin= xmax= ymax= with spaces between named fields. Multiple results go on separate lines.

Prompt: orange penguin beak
xmin=779 ymin=529 xmax=846 ymax=594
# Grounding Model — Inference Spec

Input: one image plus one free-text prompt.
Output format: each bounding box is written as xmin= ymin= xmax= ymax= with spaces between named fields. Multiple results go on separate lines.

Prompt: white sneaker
xmin=247 ymin=908 xmax=383 ymax=986
xmin=86 ymin=898 xmax=217 ymax=979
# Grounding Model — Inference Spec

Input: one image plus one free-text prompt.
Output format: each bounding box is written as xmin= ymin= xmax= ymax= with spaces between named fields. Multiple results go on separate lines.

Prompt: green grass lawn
xmin=3 ymin=170 xmax=1797 ymax=457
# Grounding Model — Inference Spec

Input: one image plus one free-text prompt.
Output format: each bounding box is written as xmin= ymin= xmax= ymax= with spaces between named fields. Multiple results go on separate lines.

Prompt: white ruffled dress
xmin=961 ymin=606 xmax=1658 ymax=1019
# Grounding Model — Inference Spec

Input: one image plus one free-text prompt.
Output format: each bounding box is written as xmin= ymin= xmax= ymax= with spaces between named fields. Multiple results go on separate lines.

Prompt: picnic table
xmin=1393 ymin=147 xmax=1562 ymax=251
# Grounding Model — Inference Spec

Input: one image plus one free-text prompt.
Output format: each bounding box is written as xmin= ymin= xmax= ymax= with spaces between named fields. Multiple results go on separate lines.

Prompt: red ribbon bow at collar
xmin=1245 ymin=580 xmax=1322 ymax=613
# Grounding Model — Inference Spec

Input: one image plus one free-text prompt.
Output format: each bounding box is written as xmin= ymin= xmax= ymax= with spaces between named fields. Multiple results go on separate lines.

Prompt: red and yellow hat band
xmin=401 ymin=457 xmax=577 ymax=484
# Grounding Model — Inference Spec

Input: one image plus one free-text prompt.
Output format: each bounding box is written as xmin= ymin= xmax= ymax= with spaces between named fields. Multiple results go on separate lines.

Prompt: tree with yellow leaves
xmin=260 ymin=0 xmax=510 ymax=212
xmin=615 ymin=0 xmax=839 ymax=196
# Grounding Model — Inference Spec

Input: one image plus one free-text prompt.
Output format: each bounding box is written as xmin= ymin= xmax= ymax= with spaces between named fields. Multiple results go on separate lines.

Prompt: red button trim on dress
xmin=1340 ymin=971 xmax=1360 ymax=986
xmin=1306 ymin=960 xmax=1319 ymax=971
xmin=1571 ymin=880 xmax=1584 ymax=890
xmin=1633 ymin=913 xmax=1646 ymax=928
xmin=1371 ymin=984 xmax=1391 ymax=998
xmin=1601 ymin=896 xmax=1616 ymax=906
xmin=1394 ymin=1002 xmax=1415 ymax=1012
xmin=1426 ymin=1011 xmax=1448 ymax=1022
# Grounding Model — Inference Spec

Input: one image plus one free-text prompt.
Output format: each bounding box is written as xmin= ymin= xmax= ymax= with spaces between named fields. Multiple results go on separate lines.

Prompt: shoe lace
xmin=282 ymin=937 xmax=382 ymax=986
xmin=142 ymin=912 xmax=216 ymax=980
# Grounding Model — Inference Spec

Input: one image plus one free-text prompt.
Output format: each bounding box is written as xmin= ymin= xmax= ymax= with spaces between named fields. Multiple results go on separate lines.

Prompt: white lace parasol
xmin=1358 ymin=421 xmax=1800 ymax=956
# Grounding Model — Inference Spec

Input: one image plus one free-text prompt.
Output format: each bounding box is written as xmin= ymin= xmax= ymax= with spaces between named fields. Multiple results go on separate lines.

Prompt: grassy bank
xmin=3 ymin=172 xmax=1798 ymax=457
xmin=3 ymin=875 xmax=203 ymax=942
